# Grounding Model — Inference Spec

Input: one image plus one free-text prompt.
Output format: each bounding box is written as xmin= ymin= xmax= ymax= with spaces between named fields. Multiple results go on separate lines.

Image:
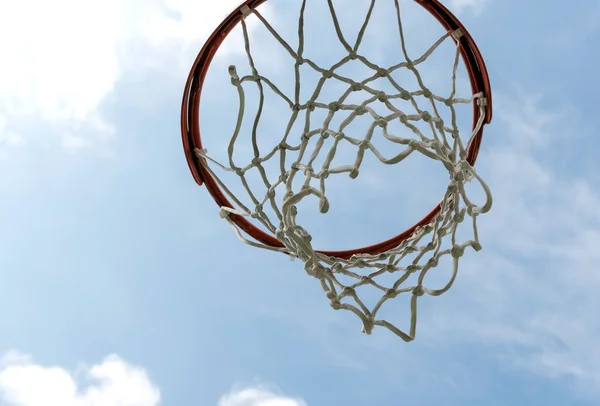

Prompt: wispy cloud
xmin=449 ymin=0 xmax=489 ymax=15
xmin=421 ymin=88 xmax=600 ymax=397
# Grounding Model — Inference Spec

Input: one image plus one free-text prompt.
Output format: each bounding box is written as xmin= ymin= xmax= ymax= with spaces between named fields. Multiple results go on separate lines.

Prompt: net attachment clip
xmin=451 ymin=28 xmax=464 ymax=40
xmin=240 ymin=5 xmax=252 ymax=19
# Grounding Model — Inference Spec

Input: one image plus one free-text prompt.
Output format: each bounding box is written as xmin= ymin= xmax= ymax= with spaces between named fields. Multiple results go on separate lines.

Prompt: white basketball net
xmin=196 ymin=0 xmax=492 ymax=341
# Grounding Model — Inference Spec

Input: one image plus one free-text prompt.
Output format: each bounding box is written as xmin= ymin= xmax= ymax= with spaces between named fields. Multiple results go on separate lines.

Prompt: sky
xmin=0 ymin=0 xmax=599 ymax=405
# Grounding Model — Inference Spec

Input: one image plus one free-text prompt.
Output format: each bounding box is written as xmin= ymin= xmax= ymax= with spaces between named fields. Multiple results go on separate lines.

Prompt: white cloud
xmin=0 ymin=351 xmax=160 ymax=406
xmin=0 ymin=0 xmax=244 ymax=151
xmin=219 ymin=387 xmax=307 ymax=406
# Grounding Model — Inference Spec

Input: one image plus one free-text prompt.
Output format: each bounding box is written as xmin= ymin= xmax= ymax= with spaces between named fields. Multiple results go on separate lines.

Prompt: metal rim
xmin=181 ymin=0 xmax=493 ymax=260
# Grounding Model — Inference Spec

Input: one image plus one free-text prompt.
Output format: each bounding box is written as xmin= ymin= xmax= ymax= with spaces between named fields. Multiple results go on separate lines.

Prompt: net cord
xmin=196 ymin=0 xmax=492 ymax=341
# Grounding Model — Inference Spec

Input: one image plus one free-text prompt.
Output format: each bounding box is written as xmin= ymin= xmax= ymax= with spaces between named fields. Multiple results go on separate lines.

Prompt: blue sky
xmin=1 ymin=0 xmax=599 ymax=405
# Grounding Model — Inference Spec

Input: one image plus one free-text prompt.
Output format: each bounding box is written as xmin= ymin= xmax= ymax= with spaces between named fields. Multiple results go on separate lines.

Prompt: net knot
xmin=330 ymin=298 xmax=341 ymax=310
xmin=454 ymin=210 xmax=465 ymax=223
xmin=355 ymin=106 xmax=367 ymax=115
xmin=296 ymin=57 xmax=305 ymax=65
xmin=296 ymin=227 xmax=312 ymax=242
xmin=453 ymin=171 xmax=465 ymax=182
xmin=328 ymin=102 xmax=340 ymax=111
xmin=306 ymin=264 xmax=327 ymax=279
xmin=322 ymin=70 xmax=334 ymax=79
xmin=351 ymin=82 xmax=363 ymax=91
xmin=349 ymin=167 xmax=360 ymax=179
xmin=421 ymin=111 xmax=432 ymax=122
xmin=405 ymin=245 xmax=417 ymax=254
xmin=451 ymin=245 xmax=465 ymax=258
xmin=349 ymin=51 xmax=359 ymax=60
xmin=384 ymin=264 xmax=396 ymax=273
xmin=275 ymin=229 xmax=285 ymax=241
xmin=412 ymin=285 xmax=425 ymax=297
xmin=376 ymin=68 xmax=387 ymax=78
xmin=377 ymin=92 xmax=388 ymax=102
xmin=456 ymin=160 xmax=472 ymax=172
xmin=428 ymin=140 xmax=441 ymax=151
xmin=386 ymin=289 xmax=399 ymax=299
xmin=427 ymin=257 xmax=439 ymax=268
xmin=422 ymin=89 xmax=432 ymax=98
xmin=406 ymin=264 xmax=420 ymax=273
xmin=400 ymin=90 xmax=411 ymax=100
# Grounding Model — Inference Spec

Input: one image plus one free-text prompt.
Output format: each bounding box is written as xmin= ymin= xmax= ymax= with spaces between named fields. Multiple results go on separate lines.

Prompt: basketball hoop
xmin=181 ymin=0 xmax=493 ymax=341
